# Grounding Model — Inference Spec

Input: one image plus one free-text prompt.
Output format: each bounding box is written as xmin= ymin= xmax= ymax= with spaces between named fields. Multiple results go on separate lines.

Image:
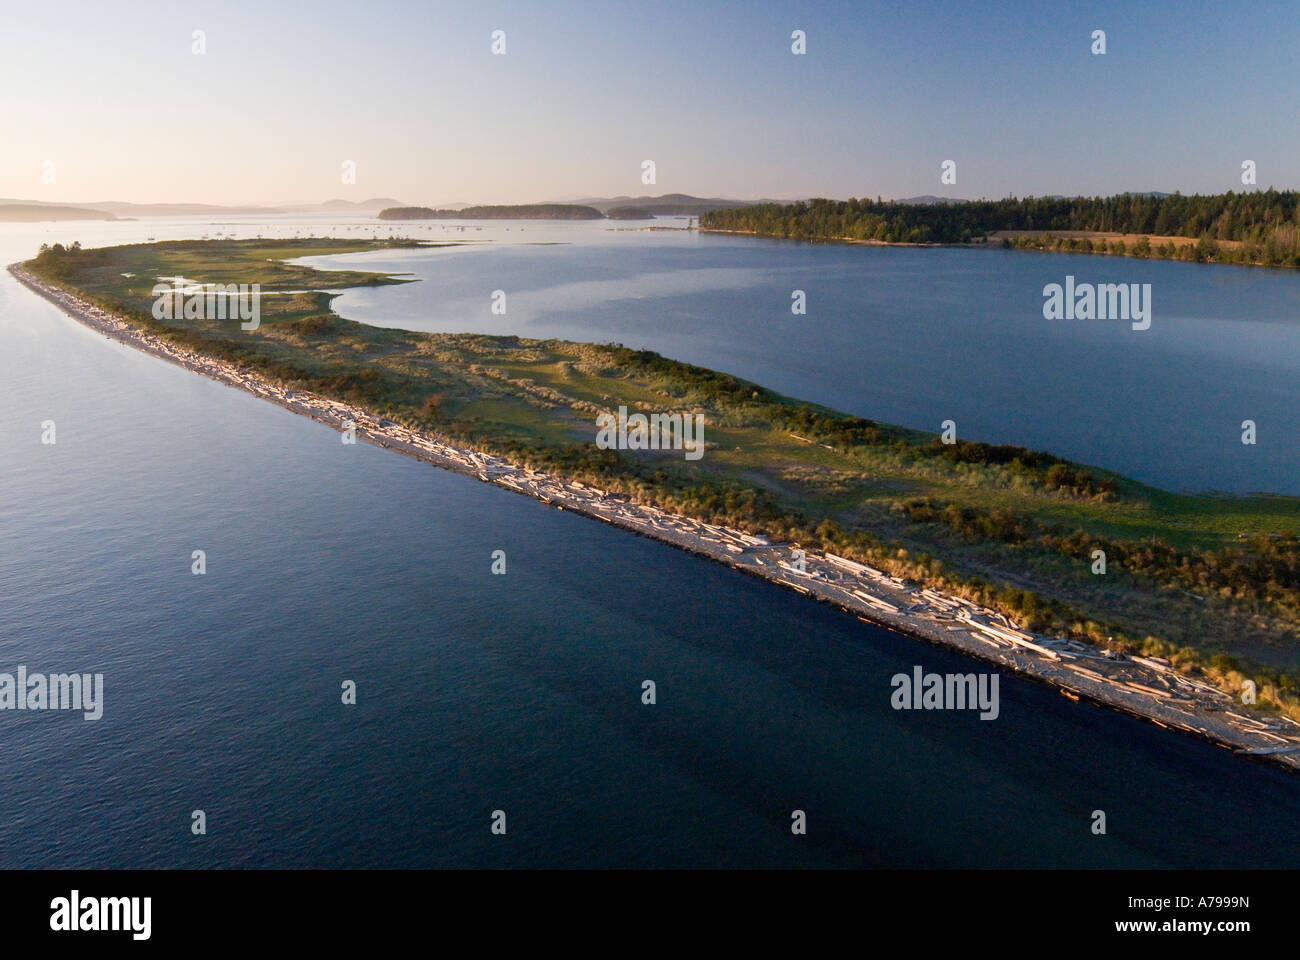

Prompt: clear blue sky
xmin=2 ymin=0 xmax=1296 ymax=204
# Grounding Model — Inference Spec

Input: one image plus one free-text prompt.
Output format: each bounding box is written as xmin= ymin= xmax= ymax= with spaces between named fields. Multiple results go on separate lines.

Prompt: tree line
xmin=700 ymin=191 xmax=1300 ymax=265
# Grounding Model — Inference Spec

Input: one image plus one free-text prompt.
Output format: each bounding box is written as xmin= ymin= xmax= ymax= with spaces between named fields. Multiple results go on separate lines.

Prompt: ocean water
xmin=0 ymin=216 xmax=1297 ymax=869
xmin=308 ymin=226 xmax=1300 ymax=495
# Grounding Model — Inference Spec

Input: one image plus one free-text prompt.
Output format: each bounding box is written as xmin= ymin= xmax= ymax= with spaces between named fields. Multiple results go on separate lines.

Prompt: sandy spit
xmin=11 ymin=262 xmax=1299 ymax=771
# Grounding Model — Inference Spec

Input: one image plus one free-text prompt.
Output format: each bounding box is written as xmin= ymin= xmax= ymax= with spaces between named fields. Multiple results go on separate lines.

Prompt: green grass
xmin=26 ymin=238 xmax=1300 ymax=712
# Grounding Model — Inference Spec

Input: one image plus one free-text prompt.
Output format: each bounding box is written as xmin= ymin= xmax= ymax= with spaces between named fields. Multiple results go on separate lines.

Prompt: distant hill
xmin=84 ymin=201 xmax=285 ymax=216
xmin=606 ymin=206 xmax=658 ymax=220
xmin=379 ymin=204 xmax=604 ymax=220
xmin=0 ymin=194 xmax=757 ymax=220
xmin=89 ymin=199 xmax=408 ymax=216
xmin=570 ymin=194 xmax=761 ymax=215
xmin=377 ymin=207 xmax=441 ymax=220
xmin=0 ymin=198 xmax=82 ymax=207
xmin=0 ymin=198 xmax=412 ymax=217
xmin=1039 ymin=192 xmax=1173 ymax=201
xmin=895 ymin=195 xmax=968 ymax=204
xmin=0 ymin=203 xmax=116 ymax=222
xmin=276 ymin=198 xmax=406 ymax=214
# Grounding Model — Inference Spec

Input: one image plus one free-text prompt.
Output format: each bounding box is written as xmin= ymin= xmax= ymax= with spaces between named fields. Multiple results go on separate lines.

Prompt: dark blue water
xmin=317 ymin=231 xmax=1300 ymax=494
xmin=2 ymin=218 xmax=1298 ymax=868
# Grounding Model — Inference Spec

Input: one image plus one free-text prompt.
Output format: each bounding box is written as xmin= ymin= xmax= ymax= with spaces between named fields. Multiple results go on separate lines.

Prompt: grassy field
xmin=25 ymin=238 xmax=1300 ymax=710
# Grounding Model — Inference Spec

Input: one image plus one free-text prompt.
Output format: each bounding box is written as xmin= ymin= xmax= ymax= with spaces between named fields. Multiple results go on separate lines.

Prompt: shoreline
xmin=698 ymin=227 xmax=966 ymax=248
xmin=699 ymin=226 xmax=1288 ymax=270
xmin=12 ymin=261 xmax=1300 ymax=771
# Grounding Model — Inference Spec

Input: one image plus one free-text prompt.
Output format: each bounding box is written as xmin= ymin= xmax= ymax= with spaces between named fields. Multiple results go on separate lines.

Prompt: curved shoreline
xmin=698 ymin=227 xmax=963 ymax=248
xmin=698 ymin=226 xmax=1290 ymax=270
xmin=11 ymin=261 xmax=1300 ymax=771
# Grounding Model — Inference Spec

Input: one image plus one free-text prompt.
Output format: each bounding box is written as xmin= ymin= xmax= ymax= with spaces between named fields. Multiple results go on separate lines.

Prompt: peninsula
xmin=700 ymin=190 xmax=1300 ymax=269
xmin=13 ymin=238 xmax=1300 ymax=767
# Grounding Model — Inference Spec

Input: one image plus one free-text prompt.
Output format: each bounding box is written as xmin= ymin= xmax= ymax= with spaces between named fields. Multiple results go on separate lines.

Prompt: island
xmin=605 ymin=206 xmax=657 ymax=220
xmin=12 ymin=238 xmax=1300 ymax=766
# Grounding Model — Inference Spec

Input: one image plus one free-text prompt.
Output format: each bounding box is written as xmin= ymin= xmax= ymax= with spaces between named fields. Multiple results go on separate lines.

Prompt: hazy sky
xmin=3 ymin=0 xmax=1297 ymax=205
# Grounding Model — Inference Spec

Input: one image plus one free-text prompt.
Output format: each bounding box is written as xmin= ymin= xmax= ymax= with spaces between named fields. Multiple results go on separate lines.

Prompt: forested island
xmin=379 ymin=204 xmax=603 ymax=220
xmin=20 ymin=239 xmax=1300 ymax=730
xmin=606 ymin=206 xmax=657 ymax=219
xmin=701 ymin=190 xmax=1300 ymax=267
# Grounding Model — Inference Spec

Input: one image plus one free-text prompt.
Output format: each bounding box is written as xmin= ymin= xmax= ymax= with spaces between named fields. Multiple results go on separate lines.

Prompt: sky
xmin=2 ymin=0 xmax=1298 ymax=206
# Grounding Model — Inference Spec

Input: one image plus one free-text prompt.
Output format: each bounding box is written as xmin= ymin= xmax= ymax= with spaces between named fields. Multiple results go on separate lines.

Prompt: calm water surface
xmin=0 ymin=216 xmax=1296 ymax=868
xmin=309 ymin=222 xmax=1300 ymax=495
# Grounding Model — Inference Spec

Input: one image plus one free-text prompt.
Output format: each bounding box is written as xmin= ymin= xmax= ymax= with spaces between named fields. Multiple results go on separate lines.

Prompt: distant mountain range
xmin=276 ymin=198 xmax=406 ymax=213
xmin=0 ymin=197 xmax=408 ymax=221
xmin=379 ymin=204 xmax=605 ymax=221
xmin=1037 ymin=192 xmax=1173 ymax=200
xmin=563 ymin=194 xmax=765 ymax=215
xmin=0 ymin=202 xmax=119 ymax=222
xmin=895 ymin=195 xmax=967 ymax=204
xmin=0 ymin=191 xmax=1185 ymax=224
